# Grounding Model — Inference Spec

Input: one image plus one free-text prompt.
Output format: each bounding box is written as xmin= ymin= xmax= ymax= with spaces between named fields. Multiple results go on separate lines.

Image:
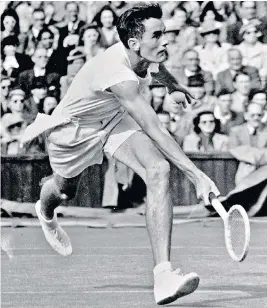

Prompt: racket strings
xmin=228 ymin=209 xmax=246 ymax=258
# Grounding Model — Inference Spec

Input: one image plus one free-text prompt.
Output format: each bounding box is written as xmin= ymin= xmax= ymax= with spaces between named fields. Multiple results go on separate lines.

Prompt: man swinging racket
xmin=22 ymin=4 xmax=219 ymax=305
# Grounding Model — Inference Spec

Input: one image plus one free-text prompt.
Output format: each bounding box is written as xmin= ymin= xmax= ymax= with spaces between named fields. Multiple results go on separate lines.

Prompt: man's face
xmin=241 ymin=1 xmax=256 ymax=20
xmin=228 ymin=50 xmax=242 ymax=71
xmin=66 ymin=3 xmax=79 ymax=22
xmin=189 ymin=86 xmax=205 ymax=100
xmin=184 ymin=51 xmax=199 ymax=72
xmin=43 ymin=97 xmax=57 ymax=114
xmin=8 ymin=94 xmax=25 ymax=113
xmin=158 ymin=113 xmax=170 ymax=129
xmin=138 ymin=18 xmax=168 ymax=63
xmin=173 ymin=9 xmax=187 ymax=28
xmin=218 ymin=94 xmax=232 ymax=113
xmin=40 ymin=31 xmax=53 ymax=49
xmin=32 ymin=49 xmax=49 ymax=68
xmin=33 ymin=11 xmax=45 ymax=29
xmin=234 ymin=75 xmax=251 ymax=95
xmin=252 ymin=93 xmax=267 ymax=107
xmin=198 ymin=113 xmax=216 ymax=135
xmin=245 ymin=103 xmax=264 ymax=128
xmin=1 ymin=79 xmax=11 ymax=98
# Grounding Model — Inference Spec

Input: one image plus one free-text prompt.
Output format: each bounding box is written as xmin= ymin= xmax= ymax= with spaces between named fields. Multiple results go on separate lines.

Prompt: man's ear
xmin=128 ymin=38 xmax=140 ymax=52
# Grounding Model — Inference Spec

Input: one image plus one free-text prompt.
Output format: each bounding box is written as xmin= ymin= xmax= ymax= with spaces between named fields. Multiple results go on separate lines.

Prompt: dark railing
xmin=1 ymin=153 xmax=238 ymax=207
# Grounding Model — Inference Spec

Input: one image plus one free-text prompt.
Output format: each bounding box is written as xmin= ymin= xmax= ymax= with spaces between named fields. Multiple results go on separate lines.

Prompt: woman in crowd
xmin=183 ymin=111 xmax=229 ymax=152
xmin=195 ymin=21 xmax=231 ymax=78
xmin=1 ymin=8 xmax=20 ymax=39
xmin=237 ymin=22 xmax=267 ymax=72
xmin=78 ymin=24 xmax=105 ymax=61
xmin=1 ymin=35 xmax=32 ymax=81
xmin=93 ymin=5 xmax=119 ymax=48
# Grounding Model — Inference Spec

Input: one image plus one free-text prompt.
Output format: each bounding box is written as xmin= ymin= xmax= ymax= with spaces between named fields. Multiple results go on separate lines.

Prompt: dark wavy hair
xmin=117 ymin=3 xmax=162 ymax=49
xmin=193 ymin=111 xmax=220 ymax=134
xmin=199 ymin=2 xmax=224 ymax=23
xmin=1 ymin=8 xmax=20 ymax=36
xmin=93 ymin=5 xmax=118 ymax=28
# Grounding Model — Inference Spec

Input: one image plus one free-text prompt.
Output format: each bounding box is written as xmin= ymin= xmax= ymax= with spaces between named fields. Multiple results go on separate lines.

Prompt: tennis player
xmin=22 ymin=4 xmax=219 ymax=305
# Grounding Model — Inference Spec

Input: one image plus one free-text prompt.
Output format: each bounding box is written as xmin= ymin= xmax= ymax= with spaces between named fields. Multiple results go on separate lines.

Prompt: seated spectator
xmin=78 ymin=24 xmax=105 ymax=61
xmin=259 ymin=68 xmax=267 ymax=90
xmin=1 ymin=113 xmax=26 ymax=155
xmin=1 ymin=35 xmax=33 ymax=81
xmin=93 ymin=5 xmax=119 ymax=48
xmin=163 ymin=96 xmax=193 ymax=146
xmin=173 ymin=49 xmax=214 ymax=95
xmin=183 ymin=111 xmax=229 ymax=152
xmin=216 ymin=48 xmax=261 ymax=93
xmin=24 ymin=77 xmax=48 ymax=118
xmin=227 ymin=1 xmax=267 ymax=45
xmin=24 ymin=8 xmax=49 ymax=56
xmin=17 ymin=47 xmax=60 ymax=97
xmin=43 ymin=2 xmax=58 ymax=26
xmin=36 ymin=28 xmax=64 ymax=76
xmin=1 ymin=8 xmax=20 ymax=39
xmin=149 ymin=80 xmax=166 ymax=113
xmin=237 ymin=21 xmax=267 ymax=71
xmin=1 ymin=77 xmax=12 ymax=116
xmin=198 ymin=1 xmax=228 ymax=42
xmin=248 ymin=90 xmax=267 ymax=125
xmin=195 ymin=21 xmax=231 ymax=78
xmin=210 ymin=1 xmax=236 ymax=25
xmin=214 ymin=89 xmax=245 ymax=135
xmin=162 ymin=19 xmax=182 ymax=77
xmin=229 ymin=102 xmax=267 ymax=183
xmin=231 ymin=72 xmax=251 ymax=113
xmin=60 ymin=49 xmax=86 ymax=99
xmin=187 ymin=76 xmax=216 ymax=115
xmin=171 ymin=6 xmax=198 ymax=54
xmin=42 ymin=95 xmax=58 ymax=115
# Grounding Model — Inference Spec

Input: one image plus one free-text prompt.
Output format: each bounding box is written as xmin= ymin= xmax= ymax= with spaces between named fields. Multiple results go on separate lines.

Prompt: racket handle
xmin=209 ymin=192 xmax=227 ymax=219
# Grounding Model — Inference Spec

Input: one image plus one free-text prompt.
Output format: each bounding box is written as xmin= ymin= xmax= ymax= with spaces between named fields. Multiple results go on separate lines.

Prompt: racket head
xmin=225 ymin=204 xmax=251 ymax=262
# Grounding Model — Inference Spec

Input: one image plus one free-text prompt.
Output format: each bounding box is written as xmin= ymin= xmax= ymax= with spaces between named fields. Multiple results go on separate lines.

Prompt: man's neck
xmin=125 ymin=48 xmax=150 ymax=78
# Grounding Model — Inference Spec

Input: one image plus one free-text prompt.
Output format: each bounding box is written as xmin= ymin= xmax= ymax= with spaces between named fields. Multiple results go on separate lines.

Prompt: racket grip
xmin=209 ymin=192 xmax=217 ymax=202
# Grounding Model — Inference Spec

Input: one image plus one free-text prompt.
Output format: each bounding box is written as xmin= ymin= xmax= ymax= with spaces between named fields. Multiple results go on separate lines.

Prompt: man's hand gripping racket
xmin=208 ymin=192 xmax=250 ymax=262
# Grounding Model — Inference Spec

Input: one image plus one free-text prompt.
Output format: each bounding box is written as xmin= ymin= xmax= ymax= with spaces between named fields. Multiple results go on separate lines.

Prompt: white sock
xmin=153 ymin=261 xmax=172 ymax=276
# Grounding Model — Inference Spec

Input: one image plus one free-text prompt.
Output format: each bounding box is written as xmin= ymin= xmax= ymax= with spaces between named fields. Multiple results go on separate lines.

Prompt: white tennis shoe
xmin=154 ymin=267 xmax=200 ymax=305
xmin=35 ymin=200 xmax=72 ymax=256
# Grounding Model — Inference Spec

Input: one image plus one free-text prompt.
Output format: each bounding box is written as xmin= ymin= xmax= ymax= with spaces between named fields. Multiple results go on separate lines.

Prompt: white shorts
xmin=47 ymin=112 xmax=141 ymax=178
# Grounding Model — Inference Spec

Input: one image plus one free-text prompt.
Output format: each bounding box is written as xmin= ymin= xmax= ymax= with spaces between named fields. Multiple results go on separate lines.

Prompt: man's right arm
xmin=111 ymin=81 xmax=219 ymax=204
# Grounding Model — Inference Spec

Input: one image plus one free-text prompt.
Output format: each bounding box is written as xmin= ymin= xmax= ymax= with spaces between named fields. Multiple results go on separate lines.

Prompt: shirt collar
xmin=214 ymin=105 xmax=232 ymax=122
xmin=184 ymin=68 xmax=195 ymax=77
xmin=68 ymin=20 xmax=79 ymax=32
xmin=247 ymin=123 xmax=257 ymax=135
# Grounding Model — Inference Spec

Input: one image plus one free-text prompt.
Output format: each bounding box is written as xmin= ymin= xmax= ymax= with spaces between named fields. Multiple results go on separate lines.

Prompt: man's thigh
xmin=113 ymin=131 xmax=167 ymax=182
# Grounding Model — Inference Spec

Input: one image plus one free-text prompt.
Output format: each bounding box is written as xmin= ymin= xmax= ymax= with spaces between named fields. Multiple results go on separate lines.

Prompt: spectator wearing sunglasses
xmin=237 ymin=21 xmax=267 ymax=71
xmin=183 ymin=111 xmax=228 ymax=152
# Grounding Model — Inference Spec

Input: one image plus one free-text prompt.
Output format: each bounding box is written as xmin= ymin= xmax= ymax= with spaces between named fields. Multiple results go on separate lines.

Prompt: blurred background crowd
xmin=1 ymin=1 xmax=267 ymax=210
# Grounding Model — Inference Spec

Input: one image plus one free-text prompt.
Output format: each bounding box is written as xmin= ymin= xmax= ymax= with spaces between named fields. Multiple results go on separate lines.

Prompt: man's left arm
xmin=151 ymin=64 xmax=195 ymax=108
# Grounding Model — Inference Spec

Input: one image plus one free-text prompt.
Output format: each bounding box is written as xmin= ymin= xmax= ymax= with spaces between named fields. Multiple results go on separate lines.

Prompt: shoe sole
xmin=156 ymin=275 xmax=200 ymax=305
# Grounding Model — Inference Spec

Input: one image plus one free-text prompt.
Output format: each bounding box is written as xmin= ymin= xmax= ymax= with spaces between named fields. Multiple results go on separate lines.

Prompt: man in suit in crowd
xmin=231 ymin=72 xmax=252 ymax=113
xmin=57 ymin=2 xmax=86 ymax=76
xmin=229 ymin=102 xmax=267 ymax=183
xmin=216 ymin=48 xmax=261 ymax=93
xmin=172 ymin=49 xmax=214 ymax=96
xmin=17 ymin=47 xmax=60 ymax=98
xmin=227 ymin=1 xmax=267 ymax=45
xmin=214 ymin=89 xmax=244 ymax=135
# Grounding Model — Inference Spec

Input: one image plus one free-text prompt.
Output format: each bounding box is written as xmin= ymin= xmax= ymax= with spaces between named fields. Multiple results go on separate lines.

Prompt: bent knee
xmin=146 ymin=160 xmax=170 ymax=181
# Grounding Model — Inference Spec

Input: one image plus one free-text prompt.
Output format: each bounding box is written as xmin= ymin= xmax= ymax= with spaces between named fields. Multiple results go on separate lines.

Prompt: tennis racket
xmin=209 ymin=193 xmax=250 ymax=262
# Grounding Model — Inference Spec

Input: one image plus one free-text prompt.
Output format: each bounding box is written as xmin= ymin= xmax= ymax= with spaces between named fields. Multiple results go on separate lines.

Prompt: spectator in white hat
xmin=237 ymin=21 xmax=267 ymax=71
xmin=195 ymin=21 xmax=231 ymax=78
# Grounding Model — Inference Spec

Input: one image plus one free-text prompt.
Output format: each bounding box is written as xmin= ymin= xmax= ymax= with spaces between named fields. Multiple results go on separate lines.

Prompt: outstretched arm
xmin=151 ymin=64 xmax=195 ymax=108
xmin=111 ymin=80 xmax=219 ymax=204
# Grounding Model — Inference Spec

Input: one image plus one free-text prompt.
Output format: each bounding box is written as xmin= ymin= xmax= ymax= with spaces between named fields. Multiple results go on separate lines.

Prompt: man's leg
xmin=113 ymin=131 xmax=199 ymax=305
xmin=36 ymin=173 xmax=81 ymax=256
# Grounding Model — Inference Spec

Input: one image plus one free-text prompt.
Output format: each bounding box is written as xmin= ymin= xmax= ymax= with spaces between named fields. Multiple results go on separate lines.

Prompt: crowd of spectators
xmin=1 ymin=1 xmax=267 ymax=158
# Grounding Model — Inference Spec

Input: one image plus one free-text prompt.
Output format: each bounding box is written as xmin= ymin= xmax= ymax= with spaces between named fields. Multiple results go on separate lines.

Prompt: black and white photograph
xmin=1 ymin=1 xmax=267 ymax=307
